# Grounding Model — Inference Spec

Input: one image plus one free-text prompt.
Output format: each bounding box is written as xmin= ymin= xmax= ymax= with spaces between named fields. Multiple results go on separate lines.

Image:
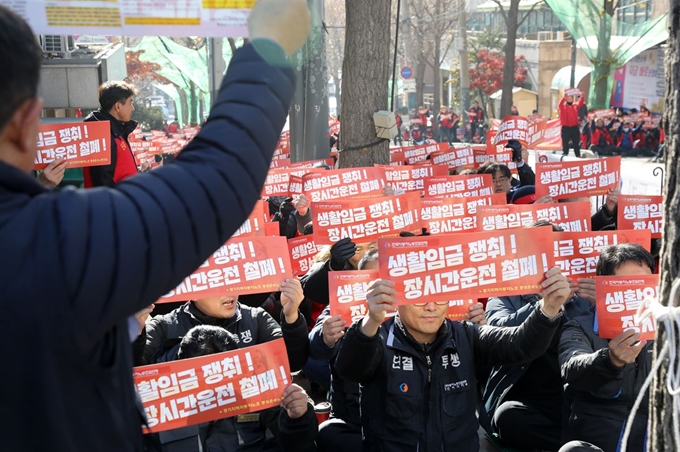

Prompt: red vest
xmin=83 ymin=136 xmax=138 ymax=188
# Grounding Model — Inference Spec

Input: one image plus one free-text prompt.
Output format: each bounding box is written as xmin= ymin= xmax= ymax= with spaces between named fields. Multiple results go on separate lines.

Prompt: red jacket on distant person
xmin=591 ymin=127 xmax=613 ymax=146
xmin=558 ymin=96 xmax=584 ymax=127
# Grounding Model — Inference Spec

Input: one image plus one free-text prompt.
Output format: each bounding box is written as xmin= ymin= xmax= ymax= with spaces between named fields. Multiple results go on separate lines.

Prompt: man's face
xmin=596 ymin=119 xmax=604 ymax=127
xmin=614 ymin=261 xmax=653 ymax=277
xmin=194 ymin=296 xmax=239 ymax=319
xmin=492 ymin=170 xmax=512 ymax=194
xmin=566 ymin=95 xmax=574 ymax=103
xmin=472 ymin=102 xmax=478 ymax=108
xmin=398 ymin=302 xmax=448 ymax=344
xmin=349 ymin=242 xmax=377 ymax=269
xmin=115 ymin=96 xmax=135 ymax=122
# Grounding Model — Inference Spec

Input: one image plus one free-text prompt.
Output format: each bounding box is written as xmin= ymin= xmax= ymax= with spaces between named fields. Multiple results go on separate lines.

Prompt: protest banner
xmin=160 ymin=236 xmax=293 ymax=303
xmin=302 ymin=167 xmax=387 ymax=203
xmin=528 ymin=119 xmax=548 ymax=147
xmin=264 ymin=222 xmax=280 ymax=237
xmin=329 ymin=118 xmax=341 ymax=136
xmin=288 ymin=236 xmax=324 ymax=277
xmin=231 ymin=201 xmax=267 ymax=239
xmin=535 ymin=157 xmax=621 ymax=200
xmin=329 ymin=270 xmax=380 ymax=324
xmin=596 ymin=274 xmax=659 ymax=341
xmin=429 ymin=146 xmax=475 ymax=170
xmin=261 ymin=168 xmax=324 ymax=198
xmin=270 ymin=158 xmax=291 ymax=169
xmin=381 ymin=165 xmax=449 ymax=193
xmin=588 ymin=109 xmax=617 ymax=120
xmin=389 ymin=150 xmax=406 ymax=166
xmin=473 ymin=140 xmax=517 ymax=171
xmin=4 ymin=0 xmax=253 ymax=37
xmin=532 ymin=119 xmax=562 ymax=151
xmin=421 ymin=194 xmax=507 ymax=234
xmin=565 ymin=88 xmax=582 ymax=97
xmin=423 ymin=174 xmax=494 ymax=198
xmin=290 ymin=158 xmax=335 ymax=169
xmin=476 ymin=202 xmax=592 ymax=233
xmin=399 ymin=142 xmax=448 ymax=164
xmin=288 ymin=176 xmax=303 ymax=197
xmin=553 ymin=230 xmax=651 ymax=278
xmin=446 ymin=299 xmax=478 ymax=321
xmin=313 ymin=192 xmax=422 ymax=244
xmin=378 ymin=227 xmax=555 ymax=304
xmin=34 ymin=121 xmax=111 ymax=169
xmin=617 ymin=195 xmax=663 ymax=239
xmin=134 ymin=338 xmax=291 ymax=433
xmin=492 ymin=116 xmax=529 ymax=147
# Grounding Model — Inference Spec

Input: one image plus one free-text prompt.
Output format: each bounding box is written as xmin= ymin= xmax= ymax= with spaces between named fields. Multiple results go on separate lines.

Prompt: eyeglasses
xmin=412 ymin=301 xmax=450 ymax=307
xmin=492 ymin=177 xmax=509 ymax=184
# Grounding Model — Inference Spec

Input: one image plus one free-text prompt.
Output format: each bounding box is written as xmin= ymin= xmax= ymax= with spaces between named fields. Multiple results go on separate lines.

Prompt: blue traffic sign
xmin=401 ymin=66 xmax=413 ymax=80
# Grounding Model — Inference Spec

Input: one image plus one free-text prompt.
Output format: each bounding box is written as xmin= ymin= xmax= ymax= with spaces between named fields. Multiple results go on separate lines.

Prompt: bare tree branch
xmin=490 ymin=0 xmax=509 ymax=23
xmin=517 ymin=1 xmax=541 ymax=28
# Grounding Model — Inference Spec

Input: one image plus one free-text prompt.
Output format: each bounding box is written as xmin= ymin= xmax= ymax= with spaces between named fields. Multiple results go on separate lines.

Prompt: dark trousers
xmin=439 ymin=127 xmax=453 ymax=144
xmin=591 ymin=144 xmax=617 ymax=156
xmin=561 ymin=125 xmax=581 ymax=157
xmin=317 ymin=419 xmax=362 ymax=452
xmin=493 ymin=400 xmax=563 ymax=451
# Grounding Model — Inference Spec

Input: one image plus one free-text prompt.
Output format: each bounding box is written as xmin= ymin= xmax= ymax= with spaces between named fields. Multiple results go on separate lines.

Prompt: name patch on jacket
xmin=444 ymin=380 xmax=469 ymax=392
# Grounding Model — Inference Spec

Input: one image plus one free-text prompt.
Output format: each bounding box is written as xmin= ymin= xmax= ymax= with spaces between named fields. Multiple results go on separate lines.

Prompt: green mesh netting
xmin=543 ymin=0 xmax=668 ymax=108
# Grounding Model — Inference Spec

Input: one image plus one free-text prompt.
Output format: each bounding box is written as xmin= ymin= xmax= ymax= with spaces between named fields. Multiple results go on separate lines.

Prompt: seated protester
xmin=482 ymin=221 xmax=592 ymax=450
xmin=590 ymin=118 xmax=617 ymax=156
xmin=133 ymin=279 xmax=309 ymax=373
xmin=590 ymin=189 xmax=619 ymax=231
xmin=273 ymin=194 xmax=312 ymax=239
xmin=558 ymin=244 xmax=655 ymax=452
xmin=482 ymin=163 xmax=526 ymax=203
xmin=312 ymin=249 xmax=487 ymax=452
xmin=334 ymin=265 xmax=573 ymax=451
xmin=579 ymin=119 xmax=591 ymax=150
xmin=145 ymin=325 xmax=317 ymax=452
xmin=616 ymin=121 xmax=640 ymax=157
xmin=505 ymin=139 xmax=535 ymax=186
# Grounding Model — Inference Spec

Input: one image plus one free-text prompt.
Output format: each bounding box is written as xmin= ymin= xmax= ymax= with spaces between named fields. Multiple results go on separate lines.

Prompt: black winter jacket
xmin=482 ymin=294 xmax=591 ymax=430
xmin=559 ymin=308 xmax=653 ymax=452
xmin=335 ymin=306 xmax=562 ymax=452
xmin=0 ymin=40 xmax=294 ymax=451
xmin=134 ymin=302 xmax=309 ymax=372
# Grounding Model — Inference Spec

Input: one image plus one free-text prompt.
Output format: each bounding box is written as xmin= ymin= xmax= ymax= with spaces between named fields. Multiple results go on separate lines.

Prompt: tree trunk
xmin=459 ymin=0 xmax=471 ymax=114
xmin=416 ymin=41 xmax=427 ymax=109
xmin=339 ymin=0 xmax=392 ymax=168
xmin=433 ymin=16 xmax=442 ymax=137
xmin=649 ymin=5 xmax=680 ymax=448
xmin=500 ymin=0 xmax=519 ymax=118
xmin=590 ymin=16 xmax=613 ymax=109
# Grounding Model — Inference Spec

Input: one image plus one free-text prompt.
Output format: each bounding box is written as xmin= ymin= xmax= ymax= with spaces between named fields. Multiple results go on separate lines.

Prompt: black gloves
xmin=279 ymin=197 xmax=295 ymax=219
xmin=330 ymin=238 xmax=357 ymax=270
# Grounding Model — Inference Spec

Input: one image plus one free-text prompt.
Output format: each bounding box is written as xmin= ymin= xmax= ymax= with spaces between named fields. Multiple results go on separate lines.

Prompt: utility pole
xmin=459 ymin=0 xmax=471 ymax=114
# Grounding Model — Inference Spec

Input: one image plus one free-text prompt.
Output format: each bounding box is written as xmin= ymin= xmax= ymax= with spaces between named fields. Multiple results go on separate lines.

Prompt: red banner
xmin=476 ymin=202 xmax=592 ymax=233
xmin=329 ymin=270 xmax=380 ymax=324
xmin=381 ymin=165 xmax=449 ymax=193
xmin=302 ymin=168 xmax=387 ymax=202
xmin=430 ymin=146 xmax=475 ymax=169
xmin=535 ymin=157 xmax=621 ymax=200
xmin=134 ymin=338 xmax=291 ymax=433
xmin=389 ymin=150 xmax=406 ymax=166
xmin=313 ymin=193 xmax=422 ymax=244
xmin=290 ymin=158 xmax=335 ymax=169
xmin=474 ymin=142 xmax=517 ymax=171
xmin=288 ymin=176 xmax=303 ymax=197
xmin=492 ymin=116 xmax=529 ymax=146
xmin=421 ymin=194 xmax=507 ymax=234
xmin=378 ymin=227 xmax=555 ymax=303
xmin=553 ymin=230 xmax=652 ymax=278
xmin=270 ymin=158 xmax=291 ymax=169
xmin=527 ymin=119 xmax=548 ymax=147
xmin=231 ymin=201 xmax=268 ymax=239
xmin=288 ymin=236 xmax=324 ymax=276
xmin=160 ymin=237 xmax=293 ymax=303
xmin=596 ymin=275 xmax=659 ymax=341
xmin=34 ymin=121 xmax=111 ymax=169
xmin=446 ymin=299 xmax=478 ymax=321
xmin=396 ymin=142 xmax=448 ymax=164
xmin=533 ymin=119 xmax=562 ymax=151
xmin=423 ymin=174 xmax=494 ymax=198
xmin=618 ymin=195 xmax=663 ymax=239
xmin=262 ymin=168 xmax=325 ymax=198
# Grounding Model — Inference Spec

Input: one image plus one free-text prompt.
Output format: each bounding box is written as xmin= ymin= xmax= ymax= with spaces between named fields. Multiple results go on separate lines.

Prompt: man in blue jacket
xmin=0 ymin=1 xmax=310 ymax=450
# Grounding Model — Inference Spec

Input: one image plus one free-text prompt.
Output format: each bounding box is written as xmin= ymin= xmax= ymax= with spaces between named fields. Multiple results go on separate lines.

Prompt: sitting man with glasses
xmin=483 ymin=162 xmax=531 ymax=203
xmin=335 ymin=252 xmax=573 ymax=452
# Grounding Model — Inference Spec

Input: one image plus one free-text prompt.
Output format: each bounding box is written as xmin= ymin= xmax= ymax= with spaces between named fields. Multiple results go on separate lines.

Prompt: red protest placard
xmin=389 ymin=150 xmax=406 ymax=166
xmin=313 ymin=192 xmax=422 ymax=244
xmin=421 ymin=194 xmax=507 ymax=234
xmin=536 ymin=157 xmax=621 ymax=200
xmin=264 ymin=222 xmax=280 ymax=237
xmin=476 ymin=202 xmax=592 ymax=233
xmin=382 ymin=164 xmax=449 ymax=193
xmin=290 ymin=158 xmax=335 ymax=169
xmin=134 ymin=338 xmax=291 ymax=433
xmin=270 ymin=158 xmax=291 ymax=169
xmin=378 ymin=227 xmax=555 ymax=304
xmin=302 ymin=167 xmax=387 ymax=203
xmin=430 ymin=146 xmax=475 ymax=170
xmin=231 ymin=201 xmax=267 ymax=239
xmin=288 ymin=235 xmax=324 ymax=276
xmin=401 ymin=142 xmax=448 ymax=164
xmin=160 ymin=237 xmax=293 ymax=303
xmin=528 ymin=119 xmax=548 ymax=147
xmin=446 ymin=299 xmax=478 ymax=321
xmin=617 ymin=195 xmax=663 ymax=239
xmin=261 ymin=168 xmax=325 ymax=198
xmin=565 ymin=88 xmax=582 ymax=97
xmin=595 ymin=275 xmax=659 ymax=341
xmin=329 ymin=270 xmax=380 ymax=324
xmin=288 ymin=175 xmax=303 ymax=197
xmin=34 ymin=121 xmax=111 ymax=169
xmin=423 ymin=174 xmax=494 ymax=198
xmin=554 ymin=230 xmax=652 ymax=278
xmin=475 ymin=141 xmax=517 ymax=171
xmin=492 ymin=116 xmax=529 ymax=147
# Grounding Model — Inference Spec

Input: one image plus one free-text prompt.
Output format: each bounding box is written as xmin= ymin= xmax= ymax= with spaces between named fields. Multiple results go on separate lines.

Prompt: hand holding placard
xmin=248 ymin=0 xmax=311 ymax=56
xmin=280 ymin=278 xmax=304 ymax=324
xmin=322 ymin=315 xmax=347 ymax=347
xmin=540 ymin=267 xmax=571 ymax=317
xmin=608 ymin=330 xmax=647 ymax=368
xmin=361 ymin=279 xmax=398 ymax=337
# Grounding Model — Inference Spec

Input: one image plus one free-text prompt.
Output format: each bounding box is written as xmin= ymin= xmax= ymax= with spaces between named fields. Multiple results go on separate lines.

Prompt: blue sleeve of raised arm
xmin=56 ymin=42 xmax=296 ymax=349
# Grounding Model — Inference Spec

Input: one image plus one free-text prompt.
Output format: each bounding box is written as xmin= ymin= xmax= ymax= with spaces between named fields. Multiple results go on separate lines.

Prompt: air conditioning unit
xmin=537 ymin=31 xmax=553 ymax=41
xmin=555 ymin=31 xmax=566 ymax=41
xmin=40 ymin=35 xmax=77 ymax=57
